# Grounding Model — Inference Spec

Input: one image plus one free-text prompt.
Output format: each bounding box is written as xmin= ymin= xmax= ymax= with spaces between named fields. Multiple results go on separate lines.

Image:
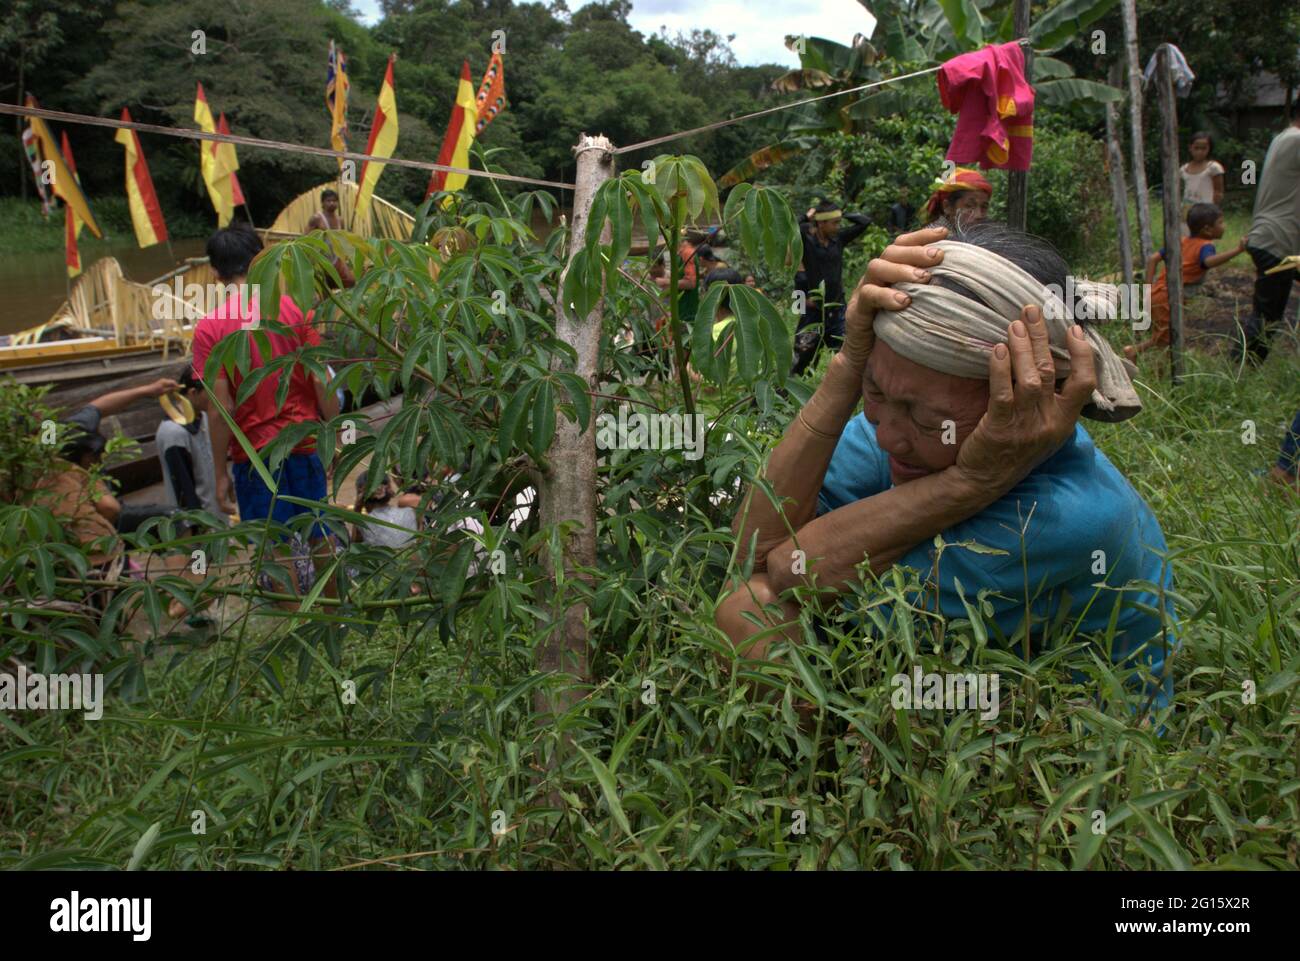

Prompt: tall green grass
xmin=2 ymin=332 xmax=1295 ymax=870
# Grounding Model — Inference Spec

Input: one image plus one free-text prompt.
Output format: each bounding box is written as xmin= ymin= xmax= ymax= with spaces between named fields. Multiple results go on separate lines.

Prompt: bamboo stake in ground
xmin=1155 ymin=44 xmax=1184 ymax=385
xmin=1006 ymin=0 xmax=1031 ymax=232
xmin=1105 ymin=61 xmax=1135 ymax=288
xmin=1122 ymin=0 xmax=1154 ymax=268
xmin=535 ymin=133 xmax=613 ymax=727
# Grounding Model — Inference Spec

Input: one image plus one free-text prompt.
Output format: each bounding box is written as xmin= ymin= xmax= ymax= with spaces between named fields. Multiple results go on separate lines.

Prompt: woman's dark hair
xmin=1188 ymin=131 xmax=1214 ymax=153
xmin=177 ymin=364 xmax=203 ymax=393
xmin=938 ymin=220 xmax=1070 ymax=311
xmin=814 ymin=199 xmax=841 ymax=215
xmin=321 ymin=188 xmax=340 ymax=202
xmin=703 ymin=267 xmax=745 ymax=310
xmin=60 ymin=426 xmax=106 ymax=464
xmin=353 ymin=469 xmax=394 ymax=513
xmin=206 ymin=224 xmax=264 ymax=281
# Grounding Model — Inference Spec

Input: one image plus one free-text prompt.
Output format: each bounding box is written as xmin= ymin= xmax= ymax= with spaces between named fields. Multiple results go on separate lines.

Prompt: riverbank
xmin=0 ymin=197 xmax=211 ymax=335
xmin=0 ymin=196 xmax=211 ymax=255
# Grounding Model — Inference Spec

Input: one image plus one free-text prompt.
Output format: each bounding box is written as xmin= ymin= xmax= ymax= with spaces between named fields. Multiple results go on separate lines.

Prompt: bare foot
xmin=1267 ymin=465 xmax=1300 ymax=497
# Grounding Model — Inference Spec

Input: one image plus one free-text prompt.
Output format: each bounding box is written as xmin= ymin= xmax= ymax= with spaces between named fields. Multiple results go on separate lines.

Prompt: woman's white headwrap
xmin=874 ymin=241 xmax=1142 ymax=422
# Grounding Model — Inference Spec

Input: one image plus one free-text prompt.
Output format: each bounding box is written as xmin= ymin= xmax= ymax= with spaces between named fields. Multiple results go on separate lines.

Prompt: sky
xmin=348 ymin=0 xmax=878 ymax=66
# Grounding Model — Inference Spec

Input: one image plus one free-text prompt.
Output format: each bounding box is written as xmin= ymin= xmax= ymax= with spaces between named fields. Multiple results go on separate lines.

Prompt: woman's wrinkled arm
xmin=731 ymin=351 xmax=861 ymax=570
xmin=731 ymin=227 xmax=950 ymax=575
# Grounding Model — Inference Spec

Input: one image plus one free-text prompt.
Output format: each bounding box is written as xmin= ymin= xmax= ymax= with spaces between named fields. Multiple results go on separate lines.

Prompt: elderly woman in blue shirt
xmin=716 ymin=223 xmax=1175 ymax=713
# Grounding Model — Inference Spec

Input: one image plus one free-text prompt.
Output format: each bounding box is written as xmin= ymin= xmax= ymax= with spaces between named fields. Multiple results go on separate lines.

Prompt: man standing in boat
xmin=306 ymin=188 xmax=356 ymax=288
xmin=191 ymin=224 xmax=340 ymax=604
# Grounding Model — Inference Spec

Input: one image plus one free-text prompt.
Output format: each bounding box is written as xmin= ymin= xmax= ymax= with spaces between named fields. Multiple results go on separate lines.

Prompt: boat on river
xmin=0 ymin=181 xmax=415 ymax=492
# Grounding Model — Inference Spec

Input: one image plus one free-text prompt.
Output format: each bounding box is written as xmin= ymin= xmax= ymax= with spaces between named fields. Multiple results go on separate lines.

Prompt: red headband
xmin=925 ymin=169 xmax=993 ymax=218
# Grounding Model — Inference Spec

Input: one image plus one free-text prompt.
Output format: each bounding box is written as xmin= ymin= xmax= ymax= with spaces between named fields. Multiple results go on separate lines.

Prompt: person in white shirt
xmin=1179 ymin=132 xmax=1224 ymax=236
xmin=155 ymin=367 xmax=224 ymax=523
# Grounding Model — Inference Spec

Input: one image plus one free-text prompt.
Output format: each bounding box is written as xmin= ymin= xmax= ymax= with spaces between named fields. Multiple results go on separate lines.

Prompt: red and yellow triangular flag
xmin=115 ymin=108 xmax=168 ymax=248
xmin=194 ymin=83 xmax=239 ymax=225
xmin=61 ymin=132 xmax=83 ymax=277
xmin=24 ymin=94 xmax=101 ymax=239
xmin=425 ymin=60 xmax=476 ymax=204
xmin=216 ymin=113 xmax=246 ymax=207
xmin=356 ymin=54 xmax=399 ymax=223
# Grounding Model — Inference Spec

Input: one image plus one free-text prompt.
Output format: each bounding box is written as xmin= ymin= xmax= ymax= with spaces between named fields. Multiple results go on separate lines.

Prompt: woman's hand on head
xmin=839 ymin=226 xmax=947 ymax=374
xmin=953 ymin=305 xmax=1097 ymax=493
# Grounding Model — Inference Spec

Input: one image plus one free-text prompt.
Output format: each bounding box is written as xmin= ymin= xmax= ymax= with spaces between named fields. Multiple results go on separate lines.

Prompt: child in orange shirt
xmin=1127 ymin=202 xmax=1246 ymax=359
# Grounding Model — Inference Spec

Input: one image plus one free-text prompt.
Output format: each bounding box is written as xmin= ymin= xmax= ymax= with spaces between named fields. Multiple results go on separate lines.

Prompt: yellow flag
xmin=194 ymin=83 xmax=234 ymax=225
xmin=355 ymin=55 xmax=399 ymax=224
xmin=24 ymin=95 xmax=102 ymax=238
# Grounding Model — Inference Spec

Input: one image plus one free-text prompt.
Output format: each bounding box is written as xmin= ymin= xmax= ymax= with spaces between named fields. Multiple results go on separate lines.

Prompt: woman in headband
xmin=792 ymin=199 xmax=873 ymax=375
xmin=925 ymin=167 xmax=993 ymax=229
xmin=718 ymin=222 xmax=1175 ymax=719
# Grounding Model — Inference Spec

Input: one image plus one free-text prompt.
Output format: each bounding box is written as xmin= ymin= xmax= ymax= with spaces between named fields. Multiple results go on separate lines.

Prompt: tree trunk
xmin=1006 ymin=0 xmax=1031 ymax=231
xmin=534 ymin=133 xmax=613 ymax=727
xmin=1122 ymin=0 xmax=1154 ymax=269
xmin=1155 ymin=45 xmax=1183 ymax=385
xmin=1105 ymin=61 xmax=1135 ymax=288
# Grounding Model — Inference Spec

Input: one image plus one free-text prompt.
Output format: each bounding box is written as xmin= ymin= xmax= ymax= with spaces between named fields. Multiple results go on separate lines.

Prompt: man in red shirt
xmin=191 ymin=225 xmax=339 ymax=600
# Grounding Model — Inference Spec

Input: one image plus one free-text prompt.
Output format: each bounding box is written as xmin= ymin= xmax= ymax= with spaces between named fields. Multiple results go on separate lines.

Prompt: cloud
xmin=351 ymin=0 xmax=878 ymax=66
xmin=607 ymin=0 xmax=878 ymax=66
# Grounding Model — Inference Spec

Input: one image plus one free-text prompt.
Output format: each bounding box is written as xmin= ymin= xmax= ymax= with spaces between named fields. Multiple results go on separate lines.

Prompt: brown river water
xmin=2 ymin=206 xmax=587 ymax=337
xmin=1 ymin=238 xmax=209 ymax=336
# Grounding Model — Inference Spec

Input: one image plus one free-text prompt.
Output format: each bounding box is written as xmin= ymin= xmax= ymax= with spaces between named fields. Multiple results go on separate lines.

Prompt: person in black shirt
xmin=792 ymin=200 xmax=872 ymax=375
xmin=888 ymin=187 xmax=916 ymax=235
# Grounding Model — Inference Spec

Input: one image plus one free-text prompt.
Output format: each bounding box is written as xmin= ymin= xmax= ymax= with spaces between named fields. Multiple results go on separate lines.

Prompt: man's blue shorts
xmin=232 ymin=451 xmax=330 ymax=540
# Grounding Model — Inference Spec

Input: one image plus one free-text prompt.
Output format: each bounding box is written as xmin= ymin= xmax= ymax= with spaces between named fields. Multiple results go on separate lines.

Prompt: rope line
xmin=613 ymin=38 xmax=1034 ymax=155
xmin=1 ymin=103 xmax=573 ymax=192
xmin=7 ymin=38 xmax=1034 ymax=196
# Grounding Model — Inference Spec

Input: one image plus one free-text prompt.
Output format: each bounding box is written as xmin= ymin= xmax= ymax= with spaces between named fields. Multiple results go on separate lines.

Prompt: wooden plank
xmin=0 ymin=342 xmax=162 ymax=372
xmin=6 ymin=351 xmax=175 ymax=390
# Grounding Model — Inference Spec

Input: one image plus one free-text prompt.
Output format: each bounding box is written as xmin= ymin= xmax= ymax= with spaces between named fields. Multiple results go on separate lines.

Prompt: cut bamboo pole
xmin=1155 ymin=45 xmax=1184 ymax=385
xmin=1122 ymin=0 xmax=1154 ymax=268
xmin=535 ymin=132 xmax=614 ymax=728
xmin=1105 ymin=61 xmax=1135 ymax=288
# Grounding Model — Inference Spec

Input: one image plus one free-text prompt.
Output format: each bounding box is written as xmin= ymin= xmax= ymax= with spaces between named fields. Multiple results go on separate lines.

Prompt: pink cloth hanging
xmin=938 ymin=41 xmax=1035 ymax=171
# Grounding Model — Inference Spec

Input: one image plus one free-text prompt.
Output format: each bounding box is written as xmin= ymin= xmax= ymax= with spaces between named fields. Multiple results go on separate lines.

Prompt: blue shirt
xmin=818 ymin=415 xmax=1176 ymax=709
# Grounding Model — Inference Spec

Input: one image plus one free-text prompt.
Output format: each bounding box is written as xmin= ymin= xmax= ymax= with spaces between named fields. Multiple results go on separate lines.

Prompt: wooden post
xmin=1105 ymin=61 xmax=1135 ymax=288
xmin=1121 ymin=0 xmax=1154 ymax=268
xmin=1006 ymin=1 xmax=1032 ymax=231
xmin=1155 ymin=45 xmax=1183 ymax=385
xmin=535 ymin=133 xmax=613 ymax=727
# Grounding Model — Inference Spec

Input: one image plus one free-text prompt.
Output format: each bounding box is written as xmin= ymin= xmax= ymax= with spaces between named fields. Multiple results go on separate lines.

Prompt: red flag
xmin=115 ymin=107 xmax=169 ymax=247
xmin=425 ymin=60 xmax=475 ymax=199
xmin=356 ymin=54 xmax=399 ymax=221
xmin=61 ymin=132 xmax=82 ymax=277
